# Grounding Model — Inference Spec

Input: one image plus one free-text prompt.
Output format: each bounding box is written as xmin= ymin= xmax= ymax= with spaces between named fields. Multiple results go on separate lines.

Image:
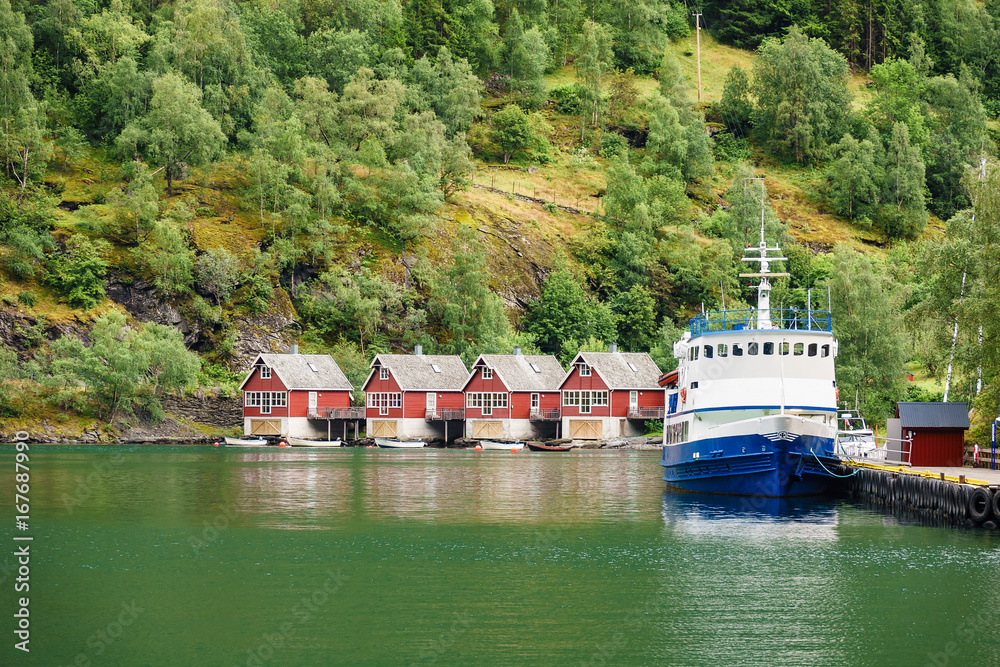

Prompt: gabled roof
xmin=369 ymin=354 xmax=469 ymax=391
xmin=565 ymin=351 xmax=663 ymax=389
xmin=240 ymin=354 xmax=353 ymax=391
xmin=466 ymin=354 xmax=565 ymax=391
xmin=897 ymin=402 xmax=970 ymax=429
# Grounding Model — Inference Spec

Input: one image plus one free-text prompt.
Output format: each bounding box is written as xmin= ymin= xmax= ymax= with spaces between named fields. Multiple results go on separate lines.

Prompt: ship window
xmin=748 ymin=342 xmax=758 ymax=355
xmin=703 ymin=345 xmax=713 ymax=359
xmin=690 ymin=381 xmax=699 ymax=389
xmin=821 ymin=344 xmax=830 ymax=358
xmin=732 ymin=344 xmax=743 ymax=357
xmin=779 ymin=342 xmax=789 ymax=355
xmin=763 ymin=342 xmax=774 ymax=355
xmin=794 ymin=343 xmax=804 ymax=356
xmin=808 ymin=343 xmax=817 ymax=357
xmin=717 ymin=344 xmax=728 ymax=357
xmin=689 ymin=347 xmax=699 ymax=361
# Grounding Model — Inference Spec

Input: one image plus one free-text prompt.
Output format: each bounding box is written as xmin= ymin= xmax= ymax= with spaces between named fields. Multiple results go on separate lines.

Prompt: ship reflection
xmin=661 ymin=492 xmax=840 ymax=541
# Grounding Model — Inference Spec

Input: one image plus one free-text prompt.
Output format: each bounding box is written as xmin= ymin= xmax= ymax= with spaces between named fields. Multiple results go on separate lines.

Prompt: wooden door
xmin=569 ymin=419 xmax=602 ymax=440
xmin=371 ymin=420 xmax=398 ymax=438
xmin=251 ymin=419 xmax=281 ymax=436
xmin=472 ymin=421 xmax=503 ymax=439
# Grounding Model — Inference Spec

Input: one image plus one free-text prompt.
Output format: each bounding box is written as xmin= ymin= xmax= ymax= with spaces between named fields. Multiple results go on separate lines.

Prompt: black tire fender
xmin=968 ymin=486 xmax=992 ymax=523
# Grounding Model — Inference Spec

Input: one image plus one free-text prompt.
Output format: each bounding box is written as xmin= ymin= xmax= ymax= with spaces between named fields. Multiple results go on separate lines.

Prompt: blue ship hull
xmin=661 ymin=433 xmax=840 ymax=497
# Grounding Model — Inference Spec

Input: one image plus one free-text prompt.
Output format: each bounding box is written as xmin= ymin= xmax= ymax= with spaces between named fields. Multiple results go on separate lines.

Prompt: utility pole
xmin=692 ymin=10 xmax=703 ymax=102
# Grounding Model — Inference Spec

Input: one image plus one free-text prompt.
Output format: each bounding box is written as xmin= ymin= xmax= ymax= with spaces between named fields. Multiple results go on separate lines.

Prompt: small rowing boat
xmin=374 ymin=438 xmax=426 ymax=449
xmin=527 ymin=442 xmax=574 ymax=452
xmin=224 ymin=437 xmax=269 ymax=447
xmin=479 ymin=441 xmax=524 ymax=451
xmin=286 ymin=437 xmax=342 ymax=448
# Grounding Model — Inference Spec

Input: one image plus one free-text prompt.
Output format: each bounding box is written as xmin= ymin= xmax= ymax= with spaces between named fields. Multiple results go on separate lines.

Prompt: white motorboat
xmin=286 ymin=437 xmax=342 ymax=447
xmin=374 ymin=438 xmax=426 ymax=449
xmin=479 ymin=441 xmax=525 ymax=450
xmin=224 ymin=437 xmax=269 ymax=447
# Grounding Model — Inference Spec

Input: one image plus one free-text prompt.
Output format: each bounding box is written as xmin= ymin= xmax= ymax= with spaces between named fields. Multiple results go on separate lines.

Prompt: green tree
xmin=879 ymin=122 xmax=927 ymax=238
xmin=46 ymin=234 xmax=109 ymax=309
xmin=573 ymin=20 xmax=613 ymax=137
xmin=490 ymin=104 xmax=533 ymax=164
xmin=827 ymin=245 xmax=906 ymax=419
xmin=612 ymin=284 xmax=657 ymax=351
xmin=49 ymin=312 xmax=199 ymax=420
xmin=195 ymin=247 xmax=240 ymax=306
xmin=0 ymin=0 xmax=51 ymax=199
xmin=428 ymin=227 xmax=511 ymax=363
xmin=716 ymin=65 xmax=754 ymax=136
xmin=503 ymin=9 xmax=549 ymax=107
xmin=117 ymin=73 xmax=226 ymax=196
xmin=139 ymin=217 xmax=194 ymax=296
xmin=752 ymin=26 xmax=852 ymax=164
xmin=827 ymin=133 xmax=883 ymax=221
xmin=525 ymin=266 xmax=617 ymax=358
xmin=103 ymin=160 xmax=160 ymax=245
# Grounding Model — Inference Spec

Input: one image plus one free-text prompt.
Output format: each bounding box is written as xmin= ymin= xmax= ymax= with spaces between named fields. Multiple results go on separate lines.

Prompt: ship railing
xmin=308 ymin=407 xmax=366 ymax=420
xmin=690 ymin=308 xmax=832 ymax=335
xmin=530 ymin=408 xmax=561 ymax=421
xmin=627 ymin=406 xmax=665 ymax=420
xmin=836 ymin=436 xmax=911 ymax=465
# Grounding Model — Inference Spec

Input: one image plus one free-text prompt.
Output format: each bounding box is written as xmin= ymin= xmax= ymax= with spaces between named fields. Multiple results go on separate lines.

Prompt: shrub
xmin=599 ymin=133 xmax=629 ymax=158
xmin=550 ymin=84 xmax=584 ymax=115
xmin=17 ymin=290 xmax=37 ymax=306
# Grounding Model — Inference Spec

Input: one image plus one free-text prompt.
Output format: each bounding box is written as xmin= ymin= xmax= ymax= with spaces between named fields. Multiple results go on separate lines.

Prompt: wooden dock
xmin=838 ymin=462 xmax=1000 ymax=528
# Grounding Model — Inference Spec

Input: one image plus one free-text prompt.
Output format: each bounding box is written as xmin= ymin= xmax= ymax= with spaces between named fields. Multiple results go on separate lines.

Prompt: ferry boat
xmin=660 ymin=223 xmax=842 ymax=497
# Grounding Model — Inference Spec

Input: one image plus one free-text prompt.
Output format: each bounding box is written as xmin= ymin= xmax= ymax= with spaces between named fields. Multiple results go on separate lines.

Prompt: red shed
xmin=896 ymin=401 xmax=969 ymax=467
xmin=559 ymin=349 xmax=664 ymax=440
xmin=362 ymin=347 xmax=468 ymax=442
xmin=239 ymin=353 xmax=356 ymax=438
xmin=463 ymin=350 xmax=565 ymax=441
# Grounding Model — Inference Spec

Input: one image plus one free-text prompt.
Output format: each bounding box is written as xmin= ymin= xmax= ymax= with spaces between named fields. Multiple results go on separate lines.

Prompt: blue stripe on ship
xmin=661 ymin=433 xmax=839 ymax=497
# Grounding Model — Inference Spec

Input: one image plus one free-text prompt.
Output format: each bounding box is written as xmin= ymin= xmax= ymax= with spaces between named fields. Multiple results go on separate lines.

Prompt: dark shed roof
xmin=897 ymin=402 xmax=970 ymax=429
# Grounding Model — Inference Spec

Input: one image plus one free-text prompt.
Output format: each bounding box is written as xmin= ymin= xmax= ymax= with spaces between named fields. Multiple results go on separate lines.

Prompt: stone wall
xmin=162 ymin=390 xmax=242 ymax=429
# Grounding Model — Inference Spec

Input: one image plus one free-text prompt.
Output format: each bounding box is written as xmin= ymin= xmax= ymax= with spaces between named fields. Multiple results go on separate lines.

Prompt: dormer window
xmin=580 ymin=363 xmax=591 ymax=377
xmin=379 ymin=368 xmax=389 ymax=381
xmin=482 ymin=367 xmax=493 ymax=379
xmin=260 ymin=366 xmax=271 ymax=379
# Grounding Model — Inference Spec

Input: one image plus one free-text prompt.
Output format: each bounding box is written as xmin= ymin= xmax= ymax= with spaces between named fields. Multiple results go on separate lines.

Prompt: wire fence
xmin=470 ymin=171 xmax=598 ymax=215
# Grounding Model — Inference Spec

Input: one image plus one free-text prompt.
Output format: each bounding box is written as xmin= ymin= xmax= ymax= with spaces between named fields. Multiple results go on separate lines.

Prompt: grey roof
xmin=897 ymin=402 xmax=970 ymax=429
xmin=569 ymin=352 xmax=663 ymax=389
xmin=372 ymin=354 xmax=469 ymax=391
xmin=244 ymin=354 xmax=354 ymax=390
xmin=472 ymin=354 xmax=565 ymax=391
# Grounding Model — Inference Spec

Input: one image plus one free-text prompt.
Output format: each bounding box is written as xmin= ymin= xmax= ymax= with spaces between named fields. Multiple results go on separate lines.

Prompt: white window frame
xmin=630 ymin=391 xmax=638 ymax=408
xmin=579 ymin=363 xmax=591 ymax=377
xmin=308 ymin=391 xmax=318 ymax=410
xmin=531 ymin=393 xmax=539 ymax=409
xmin=466 ymin=392 xmax=508 ymax=411
xmin=260 ymin=366 xmax=271 ymax=379
xmin=367 ymin=392 xmax=402 ymax=416
xmin=426 ymin=393 xmax=436 ymax=410
xmin=563 ymin=390 xmax=608 ymax=410
xmin=482 ymin=367 xmax=493 ymax=380
xmin=379 ymin=367 xmax=389 ymax=381
xmin=245 ymin=391 xmax=287 ymax=413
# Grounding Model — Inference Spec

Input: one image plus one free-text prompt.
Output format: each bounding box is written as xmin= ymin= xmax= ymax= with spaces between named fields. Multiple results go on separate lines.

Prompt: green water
xmin=1 ymin=446 xmax=998 ymax=666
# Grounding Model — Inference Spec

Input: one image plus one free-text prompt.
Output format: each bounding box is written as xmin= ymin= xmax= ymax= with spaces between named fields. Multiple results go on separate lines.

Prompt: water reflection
xmin=661 ymin=491 xmax=840 ymax=541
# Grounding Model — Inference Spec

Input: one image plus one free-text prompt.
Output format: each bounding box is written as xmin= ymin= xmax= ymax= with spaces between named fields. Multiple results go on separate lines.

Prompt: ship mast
xmin=738 ymin=179 xmax=788 ymax=329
